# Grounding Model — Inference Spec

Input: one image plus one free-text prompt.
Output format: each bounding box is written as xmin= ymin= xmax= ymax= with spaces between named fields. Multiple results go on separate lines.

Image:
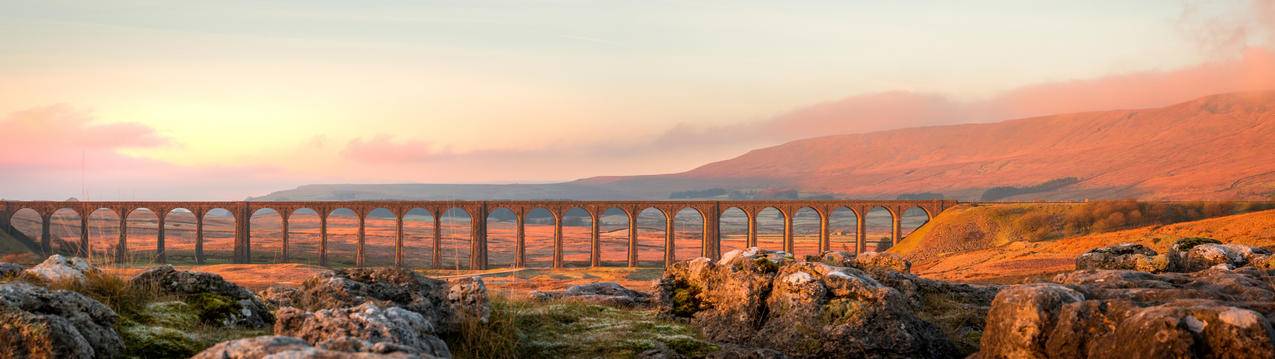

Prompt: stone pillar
xmin=281 ymin=212 xmax=290 ymax=262
xmin=855 ymin=211 xmax=866 ymax=254
xmin=431 ymin=211 xmax=442 ymax=269
xmin=664 ymin=213 xmax=674 ymax=268
xmin=515 ymin=210 xmax=526 ymax=268
xmin=627 ymin=210 xmax=638 ymax=267
xmin=79 ymin=214 xmax=89 ymax=257
xmin=356 ymin=213 xmax=366 ymax=267
xmin=746 ymin=213 xmax=758 ymax=248
xmin=891 ymin=211 xmax=902 ymax=248
xmin=240 ymin=206 xmax=251 ymax=264
xmin=394 ymin=212 xmax=404 ymax=268
xmin=819 ymin=211 xmax=830 ymax=254
xmin=319 ymin=212 xmax=329 ymax=267
xmin=472 ymin=206 xmax=487 ymax=270
xmin=156 ymin=213 xmax=166 ymax=264
xmin=590 ymin=212 xmax=601 ymax=267
xmin=783 ymin=211 xmax=794 ymax=254
xmin=40 ymin=213 xmax=52 ymax=256
xmin=116 ymin=211 xmax=127 ymax=265
xmin=195 ymin=212 xmax=205 ymax=264
xmin=552 ymin=213 xmax=564 ymax=269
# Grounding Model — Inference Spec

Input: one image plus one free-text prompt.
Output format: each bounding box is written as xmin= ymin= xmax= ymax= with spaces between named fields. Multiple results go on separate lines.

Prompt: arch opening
xmin=561 ymin=207 xmax=592 ymax=268
xmin=86 ymin=208 xmax=120 ymax=265
xmin=439 ymin=208 xmax=472 ymax=270
xmin=50 ymin=208 xmax=84 ymax=257
xmin=598 ymin=208 xmax=629 ymax=266
xmin=287 ymin=208 xmax=321 ymax=265
xmin=325 ymin=208 xmax=359 ymax=268
xmin=485 ymin=208 xmax=517 ymax=268
xmin=793 ymin=207 xmax=821 ymax=260
xmin=524 ymin=208 xmax=554 ymax=268
xmin=673 ymin=208 xmax=704 ymax=261
xmin=5 ymin=208 xmax=43 ymax=263
xmin=163 ymin=209 xmax=198 ymax=264
xmin=635 ymin=208 xmax=667 ymax=266
xmin=401 ymin=208 xmax=435 ymax=269
xmin=202 ymin=208 xmax=236 ymax=264
xmin=719 ymin=207 xmax=748 ymax=253
xmin=363 ymin=208 xmax=396 ymax=267
xmin=828 ymin=207 xmax=859 ymax=253
xmin=249 ymin=208 xmax=284 ymax=264
xmin=900 ymin=206 xmax=932 ymax=239
xmin=125 ymin=208 xmax=159 ymax=265
xmin=755 ymin=207 xmax=785 ymax=252
xmin=864 ymin=206 xmax=894 ymax=252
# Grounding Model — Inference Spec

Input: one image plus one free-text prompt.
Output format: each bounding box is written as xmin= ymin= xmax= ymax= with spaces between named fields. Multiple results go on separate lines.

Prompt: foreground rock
xmin=813 ymin=250 xmax=913 ymax=274
xmin=192 ymin=335 xmax=431 ymax=358
xmin=0 ymin=261 xmax=24 ymax=278
xmin=264 ymin=268 xmax=486 ymax=333
xmin=658 ymin=248 xmax=993 ymax=358
xmin=531 ymin=282 xmax=653 ymax=306
xmin=1074 ymin=243 xmax=1159 ymax=271
xmin=976 ymin=266 xmax=1275 ymax=358
xmin=1075 ymin=240 xmax=1273 ymax=273
xmin=275 ymin=303 xmax=451 ymax=358
xmin=0 ymin=281 xmax=124 ymax=358
xmin=130 ymin=265 xmax=273 ymax=327
xmin=23 ymin=254 xmax=97 ymax=283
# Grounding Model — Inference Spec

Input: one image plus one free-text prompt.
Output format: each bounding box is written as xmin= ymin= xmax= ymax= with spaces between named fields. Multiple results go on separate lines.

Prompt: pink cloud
xmin=0 ymin=105 xmax=169 ymax=169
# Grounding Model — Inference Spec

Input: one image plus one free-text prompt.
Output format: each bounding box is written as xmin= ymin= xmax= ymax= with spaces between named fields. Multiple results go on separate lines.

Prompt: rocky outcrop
xmin=531 ymin=282 xmax=653 ymax=307
xmin=0 ymin=281 xmax=124 ymax=358
xmin=813 ymin=250 xmax=912 ymax=274
xmin=259 ymin=285 xmax=301 ymax=309
xmin=270 ymin=268 xmax=482 ymax=334
xmin=23 ymin=255 xmax=97 ymax=283
xmin=446 ymin=277 xmax=490 ymax=324
xmin=658 ymin=248 xmax=973 ymax=358
xmin=1074 ymin=243 xmax=1159 ymax=271
xmin=274 ymin=303 xmax=451 ymax=358
xmin=129 ymin=265 xmax=272 ymax=328
xmin=1181 ymin=243 xmax=1271 ymax=272
xmin=976 ymin=267 xmax=1275 ymax=358
xmin=191 ymin=335 xmax=429 ymax=358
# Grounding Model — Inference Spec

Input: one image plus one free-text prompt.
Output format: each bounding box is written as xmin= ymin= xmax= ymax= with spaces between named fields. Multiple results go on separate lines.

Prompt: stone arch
xmin=485 ymin=207 xmax=517 ymax=268
xmin=561 ymin=207 xmax=593 ymax=268
xmin=7 ymin=208 xmax=41 ymax=240
xmin=5 ymin=208 xmax=43 ymax=263
xmin=324 ymin=207 xmax=359 ymax=267
xmin=86 ymin=208 xmax=121 ymax=264
xmin=50 ymin=207 xmax=84 ymax=256
xmin=792 ymin=206 xmax=821 ymax=259
xmin=401 ymin=207 xmax=435 ymax=269
xmin=673 ymin=207 xmax=705 ymax=261
xmin=899 ymin=206 xmax=932 ymax=239
xmin=163 ymin=208 xmax=198 ymax=264
xmin=438 ymin=207 xmax=473 ymax=270
xmin=598 ymin=207 xmax=630 ymax=266
xmin=719 ymin=207 xmax=749 ymax=253
xmin=124 ymin=207 xmax=160 ymax=265
xmin=828 ymin=206 xmax=859 ymax=253
xmin=523 ymin=207 xmax=555 ymax=268
xmin=635 ymin=207 xmax=667 ymax=266
xmin=361 ymin=207 xmax=396 ymax=267
xmin=286 ymin=208 xmax=322 ymax=265
xmin=201 ymin=208 xmax=236 ymax=264
xmin=864 ymin=206 xmax=895 ymax=252
xmin=249 ymin=208 xmax=284 ymax=264
xmin=755 ymin=207 xmax=785 ymax=251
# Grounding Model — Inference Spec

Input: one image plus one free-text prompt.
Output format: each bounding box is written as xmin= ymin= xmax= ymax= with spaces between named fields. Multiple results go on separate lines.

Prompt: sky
xmin=2 ymin=0 xmax=1274 ymax=200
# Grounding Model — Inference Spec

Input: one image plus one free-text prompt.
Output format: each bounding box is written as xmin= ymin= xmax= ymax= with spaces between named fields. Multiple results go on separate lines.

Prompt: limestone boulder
xmin=129 ymin=265 xmax=272 ymax=328
xmin=446 ymin=276 xmax=490 ymax=324
xmin=854 ymin=251 xmax=912 ymax=273
xmin=288 ymin=268 xmax=456 ymax=332
xmin=274 ymin=303 xmax=451 ymax=358
xmin=23 ymin=254 xmax=97 ymax=284
xmin=1074 ymin=243 xmax=1159 ymax=271
xmin=0 ymin=282 xmax=124 ymax=358
xmin=531 ymin=282 xmax=652 ymax=307
xmin=1181 ymin=243 xmax=1271 ymax=272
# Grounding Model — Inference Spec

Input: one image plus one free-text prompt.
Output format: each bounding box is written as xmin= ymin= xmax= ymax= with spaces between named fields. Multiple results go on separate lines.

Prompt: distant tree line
xmin=980 ymin=177 xmax=1080 ymax=201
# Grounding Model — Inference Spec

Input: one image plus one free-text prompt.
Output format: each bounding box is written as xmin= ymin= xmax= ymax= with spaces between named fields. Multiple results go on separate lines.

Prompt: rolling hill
xmin=258 ymin=92 xmax=1275 ymax=201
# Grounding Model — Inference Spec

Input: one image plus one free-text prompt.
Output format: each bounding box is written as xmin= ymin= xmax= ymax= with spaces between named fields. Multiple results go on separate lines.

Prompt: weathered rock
xmin=23 ymin=254 xmax=97 ymax=284
xmin=0 ymin=261 xmax=24 ymax=278
xmin=290 ymin=268 xmax=456 ymax=332
xmin=1172 ymin=237 xmax=1223 ymax=252
xmin=854 ymin=251 xmax=912 ymax=273
xmin=119 ymin=323 xmax=202 ymax=358
xmin=658 ymin=249 xmax=960 ymax=358
xmin=1180 ymin=243 xmax=1272 ymax=272
xmin=191 ymin=335 xmax=427 ymax=359
xmin=813 ymin=250 xmax=855 ymax=267
xmin=274 ymin=303 xmax=451 ymax=358
xmin=446 ymin=277 xmax=490 ymax=324
xmin=1074 ymin=243 xmax=1159 ymax=271
xmin=530 ymin=282 xmax=652 ymax=307
xmin=976 ymin=267 xmax=1275 ymax=358
xmin=260 ymin=285 xmax=301 ymax=308
xmin=0 ymin=281 xmax=124 ymax=358
xmin=130 ymin=265 xmax=272 ymax=327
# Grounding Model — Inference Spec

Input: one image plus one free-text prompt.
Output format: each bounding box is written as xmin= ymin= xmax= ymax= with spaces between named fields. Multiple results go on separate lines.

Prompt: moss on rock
xmin=186 ymin=293 xmax=240 ymax=326
xmin=119 ymin=322 xmax=202 ymax=358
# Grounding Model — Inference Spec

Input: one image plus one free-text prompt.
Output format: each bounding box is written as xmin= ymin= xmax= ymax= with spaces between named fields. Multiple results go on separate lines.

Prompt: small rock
xmin=191 ymin=335 xmax=425 ymax=358
xmin=854 ymin=251 xmax=912 ymax=273
xmin=274 ymin=303 xmax=451 ymax=358
xmin=446 ymin=277 xmax=490 ymax=324
xmin=130 ymin=265 xmax=273 ymax=328
xmin=290 ymin=268 xmax=456 ymax=333
xmin=23 ymin=255 xmax=96 ymax=284
xmin=531 ymin=282 xmax=652 ymax=307
xmin=0 ymin=281 xmax=124 ymax=358
xmin=1075 ymin=243 xmax=1158 ymax=271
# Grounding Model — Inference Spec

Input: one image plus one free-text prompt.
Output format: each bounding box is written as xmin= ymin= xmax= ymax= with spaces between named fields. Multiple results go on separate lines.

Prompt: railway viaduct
xmin=0 ymin=199 xmax=956 ymax=269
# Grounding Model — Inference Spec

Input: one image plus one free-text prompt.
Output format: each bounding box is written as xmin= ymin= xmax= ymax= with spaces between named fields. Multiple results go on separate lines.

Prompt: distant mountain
xmin=257 ymin=92 xmax=1275 ymax=201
